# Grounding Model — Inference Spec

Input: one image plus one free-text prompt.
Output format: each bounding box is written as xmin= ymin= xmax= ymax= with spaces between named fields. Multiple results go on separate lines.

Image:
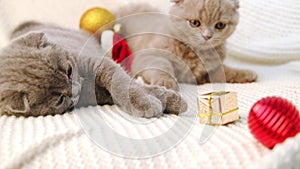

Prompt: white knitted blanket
xmin=0 ymin=0 xmax=300 ymax=169
xmin=1 ymin=77 xmax=300 ymax=169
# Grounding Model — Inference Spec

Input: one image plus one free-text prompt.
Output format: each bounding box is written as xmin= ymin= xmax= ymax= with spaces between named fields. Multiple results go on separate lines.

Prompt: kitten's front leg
xmin=95 ymin=57 xmax=187 ymax=118
xmin=220 ymin=65 xmax=257 ymax=83
xmin=132 ymin=55 xmax=178 ymax=90
xmin=138 ymin=69 xmax=178 ymax=90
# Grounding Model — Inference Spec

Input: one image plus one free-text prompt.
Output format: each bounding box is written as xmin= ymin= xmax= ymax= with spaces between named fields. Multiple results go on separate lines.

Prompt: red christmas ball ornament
xmin=248 ymin=97 xmax=300 ymax=149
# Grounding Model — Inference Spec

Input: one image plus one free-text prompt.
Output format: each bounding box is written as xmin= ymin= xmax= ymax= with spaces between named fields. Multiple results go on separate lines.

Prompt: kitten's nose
xmin=203 ymin=35 xmax=212 ymax=41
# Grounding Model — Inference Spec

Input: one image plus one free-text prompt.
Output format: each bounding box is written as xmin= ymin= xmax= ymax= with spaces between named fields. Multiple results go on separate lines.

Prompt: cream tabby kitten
xmin=114 ymin=0 xmax=257 ymax=89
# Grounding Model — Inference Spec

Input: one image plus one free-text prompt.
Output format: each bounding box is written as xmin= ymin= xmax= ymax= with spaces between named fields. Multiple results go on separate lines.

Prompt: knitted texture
xmin=227 ymin=0 xmax=300 ymax=64
xmin=1 ymin=79 xmax=299 ymax=169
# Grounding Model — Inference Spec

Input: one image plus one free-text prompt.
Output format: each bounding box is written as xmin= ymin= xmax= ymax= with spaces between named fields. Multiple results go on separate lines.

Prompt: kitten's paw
xmin=226 ymin=69 xmax=257 ymax=83
xmin=144 ymin=85 xmax=188 ymax=115
xmin=126 ymin=84 xmax=187 ymax=118
xmin=151 ymin=77 xmax=178 ymax=91
xmin=139 ymin=69 xmax=178 ymax=90
xmin=127 ymin=85 xmax=164 ymax=118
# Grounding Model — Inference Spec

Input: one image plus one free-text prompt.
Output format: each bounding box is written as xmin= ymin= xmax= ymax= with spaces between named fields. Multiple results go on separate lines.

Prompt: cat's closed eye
xmin=215 ymin=22 xmax=226 ymax=30
xmin=66 ymin=63 xmax=73 ymax=79
xmin=189 ymin=20 xmax=201 ymax=28
xmin=55 ymin=94 xmax=66 ymax=108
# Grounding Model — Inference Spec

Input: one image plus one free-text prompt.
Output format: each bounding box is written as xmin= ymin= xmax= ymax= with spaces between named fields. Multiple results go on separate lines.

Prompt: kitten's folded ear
xmin=1 ymin=92 xmax=31 ymax=114
xmin=13 ymin=32 xmax=49 ymax=48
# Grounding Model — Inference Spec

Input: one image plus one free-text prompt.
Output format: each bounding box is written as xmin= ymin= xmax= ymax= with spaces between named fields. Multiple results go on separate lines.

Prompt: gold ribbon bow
xmin=198 ymin=91 xmax=239 ymax=124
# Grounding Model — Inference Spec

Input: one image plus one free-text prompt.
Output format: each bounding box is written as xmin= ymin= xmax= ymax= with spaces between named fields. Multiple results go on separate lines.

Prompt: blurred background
xmin=0 ymin=0 xmax=299 ymax=66
xmin=0 ymin=0 xmax=168 ymax=45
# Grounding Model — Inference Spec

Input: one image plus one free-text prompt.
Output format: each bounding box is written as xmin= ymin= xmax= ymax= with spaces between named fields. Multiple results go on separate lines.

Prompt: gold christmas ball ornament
xmin=79 ymin=7 xmax=116 ymax=34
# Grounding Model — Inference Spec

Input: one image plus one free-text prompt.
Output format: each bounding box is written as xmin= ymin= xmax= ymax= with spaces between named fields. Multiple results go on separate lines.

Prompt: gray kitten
xmin=0 ymin=22 xmax=187 ymax=117
xmin=115 ymin=0 xmax=257 ymax=89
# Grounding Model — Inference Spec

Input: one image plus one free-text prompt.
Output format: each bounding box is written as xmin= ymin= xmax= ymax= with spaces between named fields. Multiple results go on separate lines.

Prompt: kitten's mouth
xmin=201 ymin=40 xmax=221 ymax=48
xmin=71 ymin=95 xmax=80 ymax=106
xmin=68 ymin=96 xmax=79 ymax=111
xmin=197 ymin=41 xmax=215 ymax=48
xmin=68 ymin=105 xmax=75 ymax=112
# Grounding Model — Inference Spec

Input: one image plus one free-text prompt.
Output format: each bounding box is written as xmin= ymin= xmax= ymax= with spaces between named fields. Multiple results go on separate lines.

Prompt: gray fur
xmin=0 ymin=22 xmax=187 ymax=117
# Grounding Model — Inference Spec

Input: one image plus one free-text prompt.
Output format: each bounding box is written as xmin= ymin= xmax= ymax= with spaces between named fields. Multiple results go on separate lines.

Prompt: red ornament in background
xmin=248 ymin=97 xmax=300 ymax=149
xmin=112 ymin=33 xmax=133 ymax=74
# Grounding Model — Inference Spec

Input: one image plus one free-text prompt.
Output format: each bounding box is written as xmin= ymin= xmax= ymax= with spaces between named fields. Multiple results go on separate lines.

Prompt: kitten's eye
xmin=215 ymin=22 xmax=226 ymax=30
xmin=189 ymin=20 xmax=201 ymax=28
xmin=56 ymin=95 xmax=65 ymax=107
xmin=66 ymin=64 xmax=73 ymax=79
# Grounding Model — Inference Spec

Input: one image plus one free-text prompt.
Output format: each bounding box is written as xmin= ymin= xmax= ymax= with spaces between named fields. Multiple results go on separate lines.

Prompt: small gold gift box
xmin=198 ymin=91 xmax=240 ymax=125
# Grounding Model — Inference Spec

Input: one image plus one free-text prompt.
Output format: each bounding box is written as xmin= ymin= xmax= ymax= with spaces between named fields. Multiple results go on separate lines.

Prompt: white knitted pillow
xmin=227 ymin=0 xmax=300 ymax=64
